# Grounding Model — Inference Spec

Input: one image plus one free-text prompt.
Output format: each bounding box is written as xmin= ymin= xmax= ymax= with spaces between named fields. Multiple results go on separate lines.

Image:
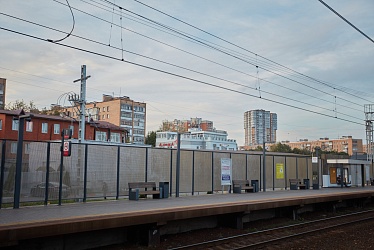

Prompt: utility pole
xmin=73 ymin=65 xmax=91 ymax=143
xmin=365 ymin=104 xmax=374 ymax=178
xmin=262 ymin=110 xmax=266 ymax=192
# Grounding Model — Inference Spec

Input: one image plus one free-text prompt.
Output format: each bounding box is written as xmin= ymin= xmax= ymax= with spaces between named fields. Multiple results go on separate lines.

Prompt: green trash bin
xmin=159 ymin=182 xmax=169 ymax=198
xmin=303 ymin=179 xmax=310 ymax=189
xmin=251 ymin=180 xmax=259 ymax=192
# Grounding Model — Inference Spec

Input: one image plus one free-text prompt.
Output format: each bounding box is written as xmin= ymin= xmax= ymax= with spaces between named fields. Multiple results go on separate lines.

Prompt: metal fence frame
xmin=0 ymin=140 xmax=311 ymax=208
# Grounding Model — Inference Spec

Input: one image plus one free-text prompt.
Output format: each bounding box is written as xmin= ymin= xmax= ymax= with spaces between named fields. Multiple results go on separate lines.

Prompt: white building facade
xmin=156 ymin=128 xmax=237 ymax=151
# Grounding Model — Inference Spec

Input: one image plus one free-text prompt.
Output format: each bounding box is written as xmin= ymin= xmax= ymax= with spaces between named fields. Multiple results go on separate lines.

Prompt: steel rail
xmin=169 ymin=209 xmax=374 ymax=250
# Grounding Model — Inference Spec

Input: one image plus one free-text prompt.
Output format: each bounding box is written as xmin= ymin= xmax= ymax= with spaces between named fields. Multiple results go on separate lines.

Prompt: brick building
xmin=0 ymin=109 xmax=127 ymax=143
xmin=0 ymin=78 xmax=6 ymax=110
xmin=284 ymin=136 xmax=363 ymax=156
xmin=63 ymin=95 xmax=146 ymax=144
xmin=161 ymin=118 xmax=214 ymax=132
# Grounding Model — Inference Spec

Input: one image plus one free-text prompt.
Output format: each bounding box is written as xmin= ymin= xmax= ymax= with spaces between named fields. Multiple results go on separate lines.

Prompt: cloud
xmin=1 ymin=0 xmax=373 ymax=146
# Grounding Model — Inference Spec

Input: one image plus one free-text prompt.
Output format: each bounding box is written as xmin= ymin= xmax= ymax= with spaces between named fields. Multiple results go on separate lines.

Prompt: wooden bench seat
xmin=232 ymin=180 xmax=254 ymax=193
xmin=128 ymin=182 xmax=161 ymax=200
xmin=289 ymin=179 xmax=306 ymax=190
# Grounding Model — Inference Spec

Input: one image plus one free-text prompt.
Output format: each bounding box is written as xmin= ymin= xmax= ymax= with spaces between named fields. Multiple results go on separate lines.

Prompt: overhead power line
xmin=49 ymin=0 xmax=374 ymax=106
xmin=0 ymin=26 xmax=365 ymax=127
xmin=0 ymin=12 xmax=364 ymax=116
xmin=128 ymin=0 xmax=374 ymax=101
xmin=318 ymin=0 xmax=374 ymax=44
xmin=47 ymin=0 xmax=75 ymax=43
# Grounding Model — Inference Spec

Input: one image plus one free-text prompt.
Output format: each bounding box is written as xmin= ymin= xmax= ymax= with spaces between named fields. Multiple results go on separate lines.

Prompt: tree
xmin=145 ymin=131 xmax=157 ymax=147
xmin=270 ymin=142 xmax=292 ymax=153
xmin=6 ymin=99 xmax=39 ymax=113
xmin=292 ymin=148 xmax=311 ymax=155
xmin=253 ymin=146 xmax=263 ymax=151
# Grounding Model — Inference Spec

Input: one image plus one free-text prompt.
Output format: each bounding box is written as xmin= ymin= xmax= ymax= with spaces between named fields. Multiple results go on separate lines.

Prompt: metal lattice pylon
xmin=364 ymin=104 xmax=374 ymax=162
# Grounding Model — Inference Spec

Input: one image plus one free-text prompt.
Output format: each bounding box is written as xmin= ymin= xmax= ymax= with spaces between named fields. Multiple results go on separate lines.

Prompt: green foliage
xmin=270 ymin=142 xmax=292 ymax=153
xmin=269 ymin=142 xmax=311 ymax=155
xmin=320 ymin=150 xmax=348 ymax=155
xmin=145 ymin=131 xmax=157 ymax=147
xmin=6 ymin=99 xmax=39 ymax=113
xmin=292 ymin=148 xmax=311 ymax=155
xmin=253 ymin=146 xmax=263 ymax=151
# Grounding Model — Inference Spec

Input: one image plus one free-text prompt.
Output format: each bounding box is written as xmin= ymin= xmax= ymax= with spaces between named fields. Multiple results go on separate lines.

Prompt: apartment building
xmin=0 ymin=78 xmax=6 ymax=110
xmin=161 ymin=118 xmax=214 ymax=132
xmin=63 ymin=95 xmax=146 ymax=144
xmin=244 ymin=110 xmax=277 ymax=146
xmin=285 ymin=136 xmax=363 ymax=156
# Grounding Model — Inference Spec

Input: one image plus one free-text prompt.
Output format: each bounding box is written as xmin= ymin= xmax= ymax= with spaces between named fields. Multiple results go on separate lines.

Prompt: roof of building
xmin=88 ymin=120 xmax=127 ymax=132
xmin=0 ymin=109 xmax=75 ymax=121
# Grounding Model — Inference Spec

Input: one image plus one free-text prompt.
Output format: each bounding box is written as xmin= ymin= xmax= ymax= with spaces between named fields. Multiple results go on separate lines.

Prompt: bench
xmin=232 ymin=180 xmax=254 ymax=193
xmin=128 ymin=182 xmax=161 ymax=200
xmin=289 ymin=179 xmax=306 ymax=190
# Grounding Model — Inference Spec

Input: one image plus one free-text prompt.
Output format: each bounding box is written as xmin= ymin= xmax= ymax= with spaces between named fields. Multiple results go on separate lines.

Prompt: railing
xmin=0 ymin=140 xmax=312 ymax=208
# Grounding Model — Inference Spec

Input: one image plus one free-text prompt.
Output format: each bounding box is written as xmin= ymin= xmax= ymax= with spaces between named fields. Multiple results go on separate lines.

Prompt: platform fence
xmin=0 ymin=140 xmax=312 ymax=208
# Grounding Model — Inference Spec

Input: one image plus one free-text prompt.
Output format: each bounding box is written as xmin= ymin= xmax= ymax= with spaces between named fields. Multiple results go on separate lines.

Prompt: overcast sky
xmin=1 ymin=0 xmax=373 ymax=146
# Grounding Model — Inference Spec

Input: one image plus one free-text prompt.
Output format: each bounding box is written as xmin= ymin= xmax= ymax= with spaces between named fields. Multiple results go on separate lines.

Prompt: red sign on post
xmin=63 ymin=141 xmax=71 ymax=157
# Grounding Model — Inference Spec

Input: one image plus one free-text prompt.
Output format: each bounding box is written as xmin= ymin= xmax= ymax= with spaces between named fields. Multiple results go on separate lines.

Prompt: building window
xmin=107 ymin=106 xmax=109 ymax=112
xmin=26 ymin=121 xmax=33 ymax=132
xmin=41 ymin=123 xmax=48 ymax=133
xmin=11 ymin=142 xmax=17 ymax=154
xmin=102 ymin=115 xmax=105 ymax=119
xmin=110 ymin=132 xmax=120 ymax=142
xmin=69 ymin=125 xmax=74 ymax=137
xmin=0 ymin=119 xmax=2 ymax=130
xmin=12 ymin=120 xmax=19 ymax=131
xmin=96 ymin=131 xmax=107 ymax=141
xmin=107 ymin=114 xmax=110 ymax=119
xmin=54 ymin=124 xmax=60 ymax=134
xmin=103 ymin=107 xmax=106 ymax=112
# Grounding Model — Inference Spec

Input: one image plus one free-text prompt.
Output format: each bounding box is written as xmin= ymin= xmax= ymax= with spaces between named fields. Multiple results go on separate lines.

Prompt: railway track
xmin=168 ymin=209 xmax=374 ymax=250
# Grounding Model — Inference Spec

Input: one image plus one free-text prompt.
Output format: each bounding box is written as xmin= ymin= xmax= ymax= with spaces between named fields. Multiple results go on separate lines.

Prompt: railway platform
xmin=1 ymin=186 xmax=374 ymax=249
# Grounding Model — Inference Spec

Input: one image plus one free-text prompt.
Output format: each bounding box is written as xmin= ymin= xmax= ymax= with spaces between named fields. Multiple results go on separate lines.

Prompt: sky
xmin=0 ymin=0 xmax=373 ymax=146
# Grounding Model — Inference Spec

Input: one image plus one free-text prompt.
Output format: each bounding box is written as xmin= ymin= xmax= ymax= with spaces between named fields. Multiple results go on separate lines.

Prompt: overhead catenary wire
xmin=56 ymin=0 xmax=373 ymax=107
xmin=47 ymin=0 xmax=75 ymax=43
xmin=0 ymin=26 xmax=365 ymax=127
xmin=80 ymin=0 xmax=374 ymax=106
xmin=10 ymin=0 xmax=370 ymax=110
xmin=318 ymin=0 xmax=374 ymax=44
xmin=128 ymin=0 xmax=374 ymax=101
xmin=0 ymin=12 xmax=364 ymax=118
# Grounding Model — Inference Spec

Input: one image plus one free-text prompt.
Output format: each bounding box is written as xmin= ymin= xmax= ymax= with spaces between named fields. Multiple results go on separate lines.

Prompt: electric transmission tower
xmin=365 ymin=104 xmax=374 ymax=162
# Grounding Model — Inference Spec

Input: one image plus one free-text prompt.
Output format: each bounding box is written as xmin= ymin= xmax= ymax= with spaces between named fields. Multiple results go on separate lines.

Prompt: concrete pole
xmin=262 ymin=112 xmax=266 ymax=192
xmin=74 ymin=65 xmax=90 ymax=143
xmin=80 ymin=65 xmax=87 ymax=143
xmin=176 ymin=133 xmax=181 ymax=197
